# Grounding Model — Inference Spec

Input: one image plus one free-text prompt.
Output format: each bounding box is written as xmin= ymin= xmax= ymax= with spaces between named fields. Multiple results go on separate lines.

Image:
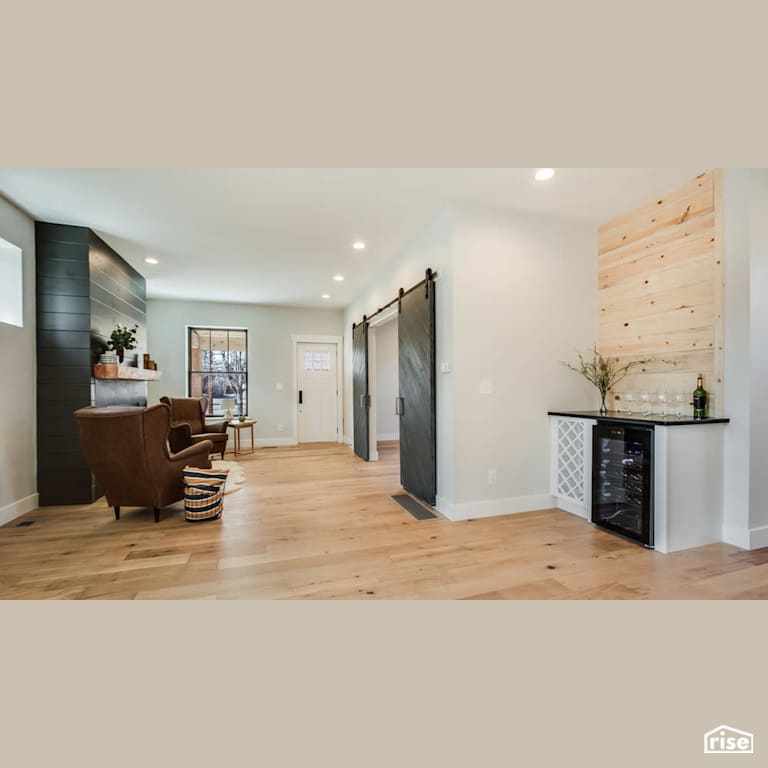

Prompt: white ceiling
xmin=0 ymin=168 xmax=704 ymax=307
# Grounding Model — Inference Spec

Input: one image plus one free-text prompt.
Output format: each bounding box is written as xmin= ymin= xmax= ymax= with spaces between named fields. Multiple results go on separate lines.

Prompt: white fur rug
xmin=210 ymin=460 xmax=246 ymax=494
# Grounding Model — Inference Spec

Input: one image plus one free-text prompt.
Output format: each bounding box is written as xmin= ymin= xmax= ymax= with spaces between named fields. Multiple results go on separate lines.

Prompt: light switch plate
xmin=276 ymin=382 xmax=284 ymax=391
xmin=479 ymin=379 xmax=493 ymax=395
xmin=440 ymin=362 xmax=451 ymax=373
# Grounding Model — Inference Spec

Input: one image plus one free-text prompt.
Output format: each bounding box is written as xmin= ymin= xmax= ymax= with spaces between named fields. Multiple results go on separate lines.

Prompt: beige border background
xmin=2 ymin=0 xmax=767 ymax=168
xmin=2 ymin=1 xmax=768 ymax=765
xmin=2 ymin=603 xmax=765 ymax=766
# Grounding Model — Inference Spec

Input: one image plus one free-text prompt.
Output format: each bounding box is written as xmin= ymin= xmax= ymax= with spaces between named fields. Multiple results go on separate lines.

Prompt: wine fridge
xmin=591 ymin=423 xmax=654 ymax=547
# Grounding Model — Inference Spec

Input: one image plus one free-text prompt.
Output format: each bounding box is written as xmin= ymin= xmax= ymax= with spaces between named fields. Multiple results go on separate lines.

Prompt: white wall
xmin=722 ymin=170 xmax=751 ymax=547
xmin=720 ymin=169 xmax=768 ymax=549
xmin=0 ymin=196 xmax=37 ymax=524
xmin=147 ymin=299 xmax=344 ymax=445
xmin=448 ymin=205 xmax=597 ymax=518
xmin=748 ymin=173 xmax=768 ymax=543
xmin=344 ymin=208 xmax=455 ymax=506
xmin=344 ymin=204 xmax=596 ymax=519
xmin=374 ymin=319 xmax=399 ymax=440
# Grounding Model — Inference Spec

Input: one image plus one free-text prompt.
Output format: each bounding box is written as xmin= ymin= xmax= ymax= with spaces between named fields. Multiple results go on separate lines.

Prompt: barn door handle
xmin=395 ymin=397 xmax=404 ymax=415
xmin=298 ymin=390 xmax=303 ymax=404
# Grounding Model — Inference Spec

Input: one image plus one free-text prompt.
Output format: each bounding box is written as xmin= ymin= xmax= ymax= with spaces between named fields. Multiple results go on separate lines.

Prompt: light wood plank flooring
xmin=1 ymin=442 xmax=767 ymax=599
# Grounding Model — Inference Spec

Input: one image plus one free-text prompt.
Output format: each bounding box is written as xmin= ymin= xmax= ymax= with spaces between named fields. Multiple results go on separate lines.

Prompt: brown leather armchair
xmin=74 ymin=403 xmax=212 ymax=523
xmin=160 ymin=396 xmax=229 ymax=459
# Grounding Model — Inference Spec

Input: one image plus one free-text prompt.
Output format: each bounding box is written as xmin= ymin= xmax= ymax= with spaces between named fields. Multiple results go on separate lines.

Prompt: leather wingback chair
xmin=160 ymin=396 xmax=229 ymax=459
xmin=74 ymin=403 xmax=213 ymax=523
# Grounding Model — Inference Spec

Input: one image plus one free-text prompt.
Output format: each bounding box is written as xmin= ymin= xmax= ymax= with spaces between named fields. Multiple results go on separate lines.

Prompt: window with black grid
xmin=188 ymin=327 xmax=248 ymax=416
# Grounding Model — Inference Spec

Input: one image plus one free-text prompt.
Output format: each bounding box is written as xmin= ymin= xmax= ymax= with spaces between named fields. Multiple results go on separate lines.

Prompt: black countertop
xmin=547 ymin=410 xmax=730 ymax=427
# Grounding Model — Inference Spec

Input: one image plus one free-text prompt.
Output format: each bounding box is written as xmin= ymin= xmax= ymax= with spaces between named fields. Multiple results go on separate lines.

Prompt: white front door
xmin=297 ymin=342 xmax=338 ymax=443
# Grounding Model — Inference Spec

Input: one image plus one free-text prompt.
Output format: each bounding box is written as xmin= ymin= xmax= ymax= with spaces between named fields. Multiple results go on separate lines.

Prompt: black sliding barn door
xmin=352 ymin=321 xmax=370 ymax=460
xmin=398 ymin=280 xmax=436 ymax=506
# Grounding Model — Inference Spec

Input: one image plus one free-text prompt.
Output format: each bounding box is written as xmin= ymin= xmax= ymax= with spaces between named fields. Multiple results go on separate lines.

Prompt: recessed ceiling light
xmin=352 ymin=241 xmax=366 ymax=250
xmin=144 ymin=257 xmax=159 ymax=265
xmin=534 ymin=168 xmax=555 ymax=181
xmin=321 ymin=294 xmax=331 ymax=299
xmin=333 ymin=275 xmax=344 ymax=281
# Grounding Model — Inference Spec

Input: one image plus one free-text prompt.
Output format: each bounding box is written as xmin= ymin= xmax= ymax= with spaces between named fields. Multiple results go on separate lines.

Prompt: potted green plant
xmin=562 ymin=346 xmax=648 ymax=415
xmin=107 ymin=323 xmax=139 ymax=363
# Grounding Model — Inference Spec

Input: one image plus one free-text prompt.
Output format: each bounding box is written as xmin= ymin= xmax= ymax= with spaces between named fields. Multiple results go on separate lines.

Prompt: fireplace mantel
xmin=93 ymin=364 xmax=162 ymax=381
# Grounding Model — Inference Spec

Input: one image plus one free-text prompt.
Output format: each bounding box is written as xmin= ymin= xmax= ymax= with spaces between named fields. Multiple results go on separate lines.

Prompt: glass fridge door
xmin=591 ymin=424 xmax=653 ymax=546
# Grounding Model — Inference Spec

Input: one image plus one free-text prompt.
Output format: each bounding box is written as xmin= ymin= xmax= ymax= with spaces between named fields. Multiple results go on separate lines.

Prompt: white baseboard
xmin=0 ymin=493 xmax=39 ymax=527
xmin=249 ymin=437 xmax=298 ymax=448
xmin=376 ymin=433 xmax=399 ymax=442
xmin=256 ymin=437 xmax=355 ymax=448
xmin=343 ymin=435 xmax=352 ymax=446
xmin=440 ymin=493 xmax=555 ymax=522
xmin=555 ymin=496 xmax=589 ymax=519
xmin=722 ymin=524 xmax=751 ymax=549
xmin=748 ymin=525 xmax=768 ymax=550
xmin=698 ymin=524 xmax=768 ymax=551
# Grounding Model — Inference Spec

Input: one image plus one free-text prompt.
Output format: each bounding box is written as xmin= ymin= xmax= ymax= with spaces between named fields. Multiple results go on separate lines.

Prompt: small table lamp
xmin=222 ymin=398 xmax=235 ymax=421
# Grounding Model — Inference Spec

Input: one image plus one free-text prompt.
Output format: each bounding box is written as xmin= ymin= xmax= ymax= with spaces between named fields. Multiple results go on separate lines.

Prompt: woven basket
xmin=183 ymin=467 xmax=229 ymax=521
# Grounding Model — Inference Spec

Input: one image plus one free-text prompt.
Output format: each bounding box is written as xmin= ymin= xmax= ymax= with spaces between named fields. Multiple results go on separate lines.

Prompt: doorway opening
xmin=367 ymin=310 xmax=399 ymax=463
xmin=356 ymin=270 xmax=436 ymax=507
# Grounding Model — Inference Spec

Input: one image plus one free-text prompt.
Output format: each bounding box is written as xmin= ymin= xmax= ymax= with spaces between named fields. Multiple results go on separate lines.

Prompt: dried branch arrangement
xmin=562 ymin=346 xmax=649 ymax=411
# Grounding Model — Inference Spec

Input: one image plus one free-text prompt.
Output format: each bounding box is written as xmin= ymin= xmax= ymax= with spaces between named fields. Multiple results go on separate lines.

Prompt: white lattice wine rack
xmin=550 ymin=416 xmax=596 ymax=519
xmin=557 ymin=419 xmax=585 ymax=502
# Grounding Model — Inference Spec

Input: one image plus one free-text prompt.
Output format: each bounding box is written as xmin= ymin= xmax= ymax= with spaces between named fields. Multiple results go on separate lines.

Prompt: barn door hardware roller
xmin=355 ymin=268 xmax=438 ymax=325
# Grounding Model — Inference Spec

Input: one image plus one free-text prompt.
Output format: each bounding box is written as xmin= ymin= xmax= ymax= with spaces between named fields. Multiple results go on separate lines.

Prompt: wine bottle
xmin=693 ymin=374 xmax=707 ymax=420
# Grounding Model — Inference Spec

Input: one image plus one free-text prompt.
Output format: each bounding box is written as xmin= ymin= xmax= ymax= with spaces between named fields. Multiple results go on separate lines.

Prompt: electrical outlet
xmin=440 ymin=362 xmax=451 ymax=373
xmin=276 ymin=382 xmax=284 ymax=391
xmin=277 ymin=423 xmax=284 ymax=432
xmin=488 ymin=469 xmax=497 ymax=486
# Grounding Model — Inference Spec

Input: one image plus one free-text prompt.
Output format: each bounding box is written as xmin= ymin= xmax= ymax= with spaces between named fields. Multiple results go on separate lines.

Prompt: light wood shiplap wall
xmin=598 ymin=170 xmax=724 ymax=415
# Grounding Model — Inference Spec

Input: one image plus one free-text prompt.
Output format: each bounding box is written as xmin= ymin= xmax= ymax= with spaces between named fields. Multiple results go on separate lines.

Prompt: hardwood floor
xmin=1 ymin=442 xmax=767 ymax=599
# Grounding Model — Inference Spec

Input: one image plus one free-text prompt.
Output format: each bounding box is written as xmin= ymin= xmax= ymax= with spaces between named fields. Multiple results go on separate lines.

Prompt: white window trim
xmin=0 ymin=237 xmax=23 ymax=328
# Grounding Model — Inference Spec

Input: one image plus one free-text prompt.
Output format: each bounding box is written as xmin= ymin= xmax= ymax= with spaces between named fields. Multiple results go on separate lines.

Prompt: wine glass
xmin=673 ymin=392 xmax=687 ymax=418
xmin=655 ymin=390 xmax=668 ymax=417
xmin=624 ymin=391 xmax=635 ymax=414
xmin=640 ymin=391 xmax=651 ymax=416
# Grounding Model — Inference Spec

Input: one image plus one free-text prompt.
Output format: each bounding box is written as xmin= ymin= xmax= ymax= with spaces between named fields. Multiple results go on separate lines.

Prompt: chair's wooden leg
xmin=114 ymin=506 xmax=120 ymax=520
xmin=154 ymin=507 xmax=160 ymax=523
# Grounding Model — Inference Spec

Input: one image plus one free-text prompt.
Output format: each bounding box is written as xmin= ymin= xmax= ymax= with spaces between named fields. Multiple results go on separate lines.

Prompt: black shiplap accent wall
xmin=88 ymin=230 xmax=147 ymax=368
xmin=36 ymin=224 xmax=92 ymax=505
xmin=35 ymin=223 xmax=148 ymax=505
